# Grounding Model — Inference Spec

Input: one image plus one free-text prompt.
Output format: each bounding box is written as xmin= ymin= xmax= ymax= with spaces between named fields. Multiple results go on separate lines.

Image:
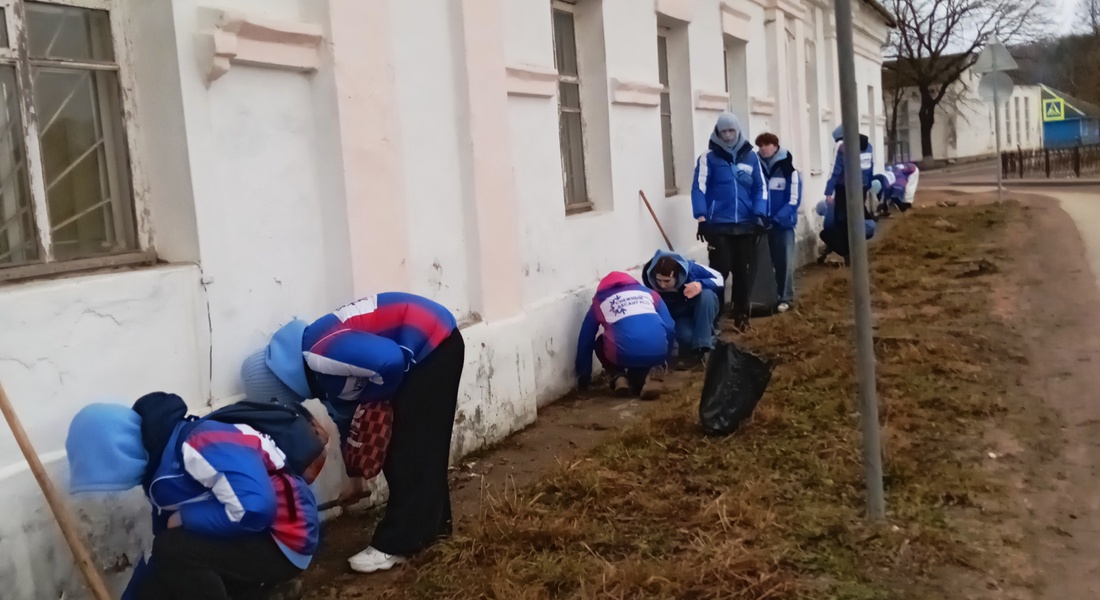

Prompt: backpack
xmin=179 ymin=399 xmax=325 ymax=477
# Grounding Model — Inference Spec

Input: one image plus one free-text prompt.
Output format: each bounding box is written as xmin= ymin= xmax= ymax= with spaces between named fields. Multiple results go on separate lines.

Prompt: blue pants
xmin=671 ymin=288 xmax=719 ymax=352
xmin=767 ymin=228 xmax=795 ymax=304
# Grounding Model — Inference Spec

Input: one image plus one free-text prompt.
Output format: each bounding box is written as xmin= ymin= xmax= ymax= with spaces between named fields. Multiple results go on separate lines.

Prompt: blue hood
xmin=763 ymin=147 xmax=789 ymax=171
xmin=645 ymin=249 xmax=691 ymax=289
xmin=266 ymin=319 xmax=311 ymax=400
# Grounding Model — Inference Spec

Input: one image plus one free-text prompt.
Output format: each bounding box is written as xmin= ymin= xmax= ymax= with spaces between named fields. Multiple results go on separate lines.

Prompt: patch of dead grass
xmin=366 ymin=202 xmax=1034 ymax=600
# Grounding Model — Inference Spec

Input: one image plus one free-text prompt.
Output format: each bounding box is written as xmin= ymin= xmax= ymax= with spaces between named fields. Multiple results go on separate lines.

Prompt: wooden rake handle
xmin=0 ymin=382 xmax=112 ymax=600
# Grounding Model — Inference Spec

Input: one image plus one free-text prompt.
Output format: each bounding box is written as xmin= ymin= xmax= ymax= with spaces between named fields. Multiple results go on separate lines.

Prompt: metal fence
xmin=1001 ymin=144 xmax=1100 ymax=179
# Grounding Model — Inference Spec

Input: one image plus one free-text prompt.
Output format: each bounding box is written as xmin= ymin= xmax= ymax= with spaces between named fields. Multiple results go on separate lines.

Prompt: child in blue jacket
xmin=66 ymin=392 xmax=321 ymax=600
xmin=240 ymin=292 xmax=463 ymax=574
xmin=692 ymin=111 xmax=768 ymax=330
xmin=756 ymin=132 xmax=802 ymax=312
xmin=576 ymin=271 xmax=675 ymax=399
xmin=641 ymin=249 xmax=724 ymax=366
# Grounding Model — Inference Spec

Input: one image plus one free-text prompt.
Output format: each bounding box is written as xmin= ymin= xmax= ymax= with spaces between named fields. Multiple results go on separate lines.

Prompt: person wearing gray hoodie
xmin=690 ymin=112 xmax=768 ymax=331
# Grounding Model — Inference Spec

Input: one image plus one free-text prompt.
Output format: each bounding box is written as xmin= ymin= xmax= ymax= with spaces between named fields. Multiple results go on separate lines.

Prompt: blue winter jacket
xmin=641 ymin=249 xmax=725 ymax=316
xmin=823 ymin=134 xmax=874 ymax=196
xmin=691 ymin=141 xmax=768 ymax=228
xmin=576 ymin=272 xmax=675 ymax=378
xmin=761 ymin=148 xmax=802 ymax=231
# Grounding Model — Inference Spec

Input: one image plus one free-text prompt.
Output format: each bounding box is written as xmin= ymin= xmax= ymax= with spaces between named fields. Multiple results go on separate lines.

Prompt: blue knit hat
xmin=66 ymin=404 xmax=148 ymax=493
xmin=832 ymin=125 xmax=844 ymax=141
xmin=242 ymin=319 xmax=311 ymax=404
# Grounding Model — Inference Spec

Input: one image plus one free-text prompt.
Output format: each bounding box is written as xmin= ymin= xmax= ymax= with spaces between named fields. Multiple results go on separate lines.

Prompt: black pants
xmin=135 ymin=529 xmax=301 ymax=600
xmin=707 ymin=232 xmax=761 ymax=322
xmin=820 ymin=184 xmax=871 ymax=259
xmin=371 ymin=328 xmax=465 ymax=556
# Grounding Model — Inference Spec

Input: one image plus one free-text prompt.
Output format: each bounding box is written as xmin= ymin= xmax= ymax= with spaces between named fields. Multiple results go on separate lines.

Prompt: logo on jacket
xmin=601 ymin=291 xmax=657 ymax=324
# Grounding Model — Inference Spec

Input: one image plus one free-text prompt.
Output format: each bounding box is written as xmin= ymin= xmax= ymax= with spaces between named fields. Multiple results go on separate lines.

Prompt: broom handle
xmin=0 ymin=382 xmax=112 ymax=600
xmin=639 ymin=190 xmax=675 ymax=252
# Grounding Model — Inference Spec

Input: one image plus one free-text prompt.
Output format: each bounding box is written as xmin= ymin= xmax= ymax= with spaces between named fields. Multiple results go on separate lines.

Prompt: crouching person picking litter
xmin=241 ymin=292 xmax=464 ymax=574
xmin=66 ymin=392 xmax=321 ymax=600
xmin=576 ymin=271 xmax=675 ymax=399
xmin=642 ymin=250 xmax=724 ymax=367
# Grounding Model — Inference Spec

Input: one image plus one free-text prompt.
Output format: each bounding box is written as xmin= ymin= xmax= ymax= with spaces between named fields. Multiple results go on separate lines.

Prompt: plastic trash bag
xmin=698 ymin=342 xmax=773 ymax=435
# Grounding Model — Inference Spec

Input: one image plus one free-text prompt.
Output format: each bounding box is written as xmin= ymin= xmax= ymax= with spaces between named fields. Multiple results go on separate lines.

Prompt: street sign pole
xmin=832 ymin=0 xmax=885 ymax=521
xmin=994 ymin=86 xmax=1003 ymax=203
xmin=975 ymin=39 xmax=1018 ymax=202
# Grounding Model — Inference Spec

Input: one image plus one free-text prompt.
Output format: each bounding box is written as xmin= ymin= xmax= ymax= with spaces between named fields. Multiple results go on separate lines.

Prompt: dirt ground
xmin=297 ymin=188 xmax=1100 ymax=599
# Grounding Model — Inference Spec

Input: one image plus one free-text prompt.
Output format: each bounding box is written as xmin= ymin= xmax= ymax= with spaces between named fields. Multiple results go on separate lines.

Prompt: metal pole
xmin=994 ymin=86 xmax=1003 ymax=202
xmin=832 ymin=0 xmax=885 ymax=520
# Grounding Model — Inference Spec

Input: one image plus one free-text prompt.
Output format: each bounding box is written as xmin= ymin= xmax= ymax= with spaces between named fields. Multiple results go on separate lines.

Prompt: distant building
xmin=883 ymin=55 xmax=1043 ymax=163
xmin=1039 ymin=85 xmax=1100 ymax=148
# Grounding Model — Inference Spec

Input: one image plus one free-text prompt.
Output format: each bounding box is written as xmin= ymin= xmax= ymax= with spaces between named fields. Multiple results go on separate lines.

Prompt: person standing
xmin=755 ymin=132 xmax=802 ymax=313
xmin=576 ymin=271 xmax=675 ymax=399
xmin=819 ymin=125 xmax=874 ymax=263
xmin=691 ymin=111 xmax=768 ymax=331
xmin=240 ymin=292 xmax=464 ymax=574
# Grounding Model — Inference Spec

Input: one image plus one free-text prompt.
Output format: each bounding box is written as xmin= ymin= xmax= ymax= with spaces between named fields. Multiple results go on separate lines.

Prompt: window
xmin=724 ymin=38 xmax=748 ymax=119
xmin=896 ymin=99 xmax=910 ymax=160
xmin=0 ymin=1 xmax=136 ymax=275
xmin=552 ymin=2 xmax=589 ymax=212
xmin=1014 ymin=97 xmax=1021 ymax=147
xmin=1024 ymin=97 xmax=1031 ymax=143
xmin=1005 ymin=101 xmax=1012 ymax=145
xmin=657 ymin=30 xmax=674 ymax=195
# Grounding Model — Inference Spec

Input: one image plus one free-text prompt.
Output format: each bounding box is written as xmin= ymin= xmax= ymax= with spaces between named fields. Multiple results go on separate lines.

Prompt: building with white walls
xmin=884 ymin=59 xmax=1044 ymax=163
xmin=0 ymin=0 xmax=892 ymax=596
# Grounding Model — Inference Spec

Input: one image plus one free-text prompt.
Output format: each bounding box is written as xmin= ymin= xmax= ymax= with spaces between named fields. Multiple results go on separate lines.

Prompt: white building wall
xmin=0 ymin=0 xmax=891 ymax=596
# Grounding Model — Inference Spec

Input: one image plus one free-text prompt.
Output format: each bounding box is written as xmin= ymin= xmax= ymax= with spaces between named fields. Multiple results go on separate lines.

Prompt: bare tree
xmin=1080 ymin=0 xmax=1100 ymax=35
xmin=884 ymin=0 xmax=1050 ymax=161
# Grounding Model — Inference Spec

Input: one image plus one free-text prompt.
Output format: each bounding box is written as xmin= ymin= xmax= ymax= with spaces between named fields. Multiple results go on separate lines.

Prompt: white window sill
xmin=0 ymin=250 xmax=158 ymax=286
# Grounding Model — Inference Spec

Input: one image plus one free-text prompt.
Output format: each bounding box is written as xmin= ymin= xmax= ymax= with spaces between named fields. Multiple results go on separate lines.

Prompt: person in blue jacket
xmin=576 ymin=271 xmax=675 ymax=399
xmin=692 ymin=111 xmax=768 ymax=331
xmin=825 ymin=125 xmax=874 ymax=220
xmin=641 ymin=249 xmax=724 ymax=367
xmin=816 ymin=199 xmax=875 ymax=266
xmin=66 ymin=392 xmax=322 ymax=600
xmin=755 ymin=132 xmax=802 ymax=313
xmin=240 ymin=293 xmax=463 ymax=574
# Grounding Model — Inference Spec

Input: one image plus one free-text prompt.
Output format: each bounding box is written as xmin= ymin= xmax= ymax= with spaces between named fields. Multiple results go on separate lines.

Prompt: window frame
xmin=0 ymin=0 xmax=151 ymax=284
xmin=551 ymin=0 xmax=592 ymax=215
xmin=656 ymin=28 xmax=676 ymax=196
xmin=1014 ymin=96 xmax=1021 ymax=147
xmin=1024 ymin=96 xmax=1031 ymax=143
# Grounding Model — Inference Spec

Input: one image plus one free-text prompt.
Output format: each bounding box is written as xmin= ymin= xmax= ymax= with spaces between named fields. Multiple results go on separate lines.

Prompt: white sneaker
xmin=348 ymin=546 xmax=407 ymax=573
xmin=777 ymin=302 xmax=791 ymax=313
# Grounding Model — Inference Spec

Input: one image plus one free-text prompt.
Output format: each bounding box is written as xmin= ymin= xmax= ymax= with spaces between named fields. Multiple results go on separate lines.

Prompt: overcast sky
xmin=1053 ymin=0 xmax=1081 ymax=34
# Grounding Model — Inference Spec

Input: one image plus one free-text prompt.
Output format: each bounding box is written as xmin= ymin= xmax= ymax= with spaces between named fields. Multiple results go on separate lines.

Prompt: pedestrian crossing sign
xmin=1043 ymin=97 xmax=1065 ymax=122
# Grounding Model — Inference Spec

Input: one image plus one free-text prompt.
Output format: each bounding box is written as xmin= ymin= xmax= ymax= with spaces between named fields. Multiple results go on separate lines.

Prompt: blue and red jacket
xmin=576 ymin=272 xmax=674 ymax=378
xmin=146 ymin=420 xmax=319 ymax=567
xmin=301 ymin=293 xmax=457 ymax=405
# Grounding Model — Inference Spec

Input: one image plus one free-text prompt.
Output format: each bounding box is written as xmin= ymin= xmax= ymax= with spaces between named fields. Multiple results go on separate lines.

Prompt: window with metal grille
xmin=0 ymin=1 xmax=136 ymax=277
xmin=552 ymin=1 xmax=589 ymax=213
xmin=657 ymin=30 xmax=675 ymax=195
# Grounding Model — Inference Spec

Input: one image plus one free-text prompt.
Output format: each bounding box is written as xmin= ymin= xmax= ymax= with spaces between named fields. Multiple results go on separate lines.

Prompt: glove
xmin=754 ymin=217 xmax=767 ymax=234
xmin=577 ymin=376 xmax=591 ymax=391
xmin=696 ymin=221 xmax=707 ymax=243
xmin=735 ymin=168 xmax=753 ymax=187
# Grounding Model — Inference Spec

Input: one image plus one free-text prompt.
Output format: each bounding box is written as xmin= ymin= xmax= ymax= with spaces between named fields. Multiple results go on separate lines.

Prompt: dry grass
xmin=376 ymin=203 xmax=1029 ymax=600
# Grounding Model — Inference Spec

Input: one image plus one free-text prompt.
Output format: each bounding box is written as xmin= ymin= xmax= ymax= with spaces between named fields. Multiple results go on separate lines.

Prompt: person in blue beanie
xmin=692 ymin=111 xmax=768 ymax=331
xmin=239 ymin=292 xmax=464 ymax=575
xmin=66 ymin=393 xmax=323 ymax=600
xmin=815 ymin=199 xmax=875 ymax=266
xmin=755 ymin=132 xmax=802 ymax=312
xmin=641 ymin=249 xmax=724 ymax=368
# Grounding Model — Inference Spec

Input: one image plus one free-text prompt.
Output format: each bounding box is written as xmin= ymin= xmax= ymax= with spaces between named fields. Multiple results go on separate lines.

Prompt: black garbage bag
xmin=699 ymin=342 xmax=773 ymax=435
